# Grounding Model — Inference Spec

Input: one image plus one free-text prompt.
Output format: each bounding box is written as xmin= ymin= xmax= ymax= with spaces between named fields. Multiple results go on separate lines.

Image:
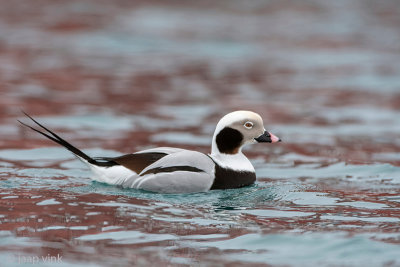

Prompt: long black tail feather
xmin=18 ymin=112 xmax=117 ymax=167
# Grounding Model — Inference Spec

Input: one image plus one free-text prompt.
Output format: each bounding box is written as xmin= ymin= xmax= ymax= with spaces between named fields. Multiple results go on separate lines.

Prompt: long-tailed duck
xmin=19 ymin=111 xmax=281 ymax=193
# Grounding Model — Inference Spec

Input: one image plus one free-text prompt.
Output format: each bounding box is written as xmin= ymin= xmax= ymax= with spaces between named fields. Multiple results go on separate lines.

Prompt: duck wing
xmin=94 ymin=147 xmax=185 ymax=174
xmin=122 ymin=150 xmax=216 ymax=193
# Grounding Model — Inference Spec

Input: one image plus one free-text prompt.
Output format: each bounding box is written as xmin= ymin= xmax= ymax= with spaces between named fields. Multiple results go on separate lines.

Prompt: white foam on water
xmin=320 ymin=215 xmax=400 ymax=223
xmin=335 ymin=201 xmax=388 ymax=209
xmin=282 ymin=192 xmax=340 ymax=206
xmin=76 ymin=230 xmax=177 ymax=245
xmin=235 ymin=209 xmax=315 ymax=218
xmin=36 ymin=199 xmax=62 ymax=206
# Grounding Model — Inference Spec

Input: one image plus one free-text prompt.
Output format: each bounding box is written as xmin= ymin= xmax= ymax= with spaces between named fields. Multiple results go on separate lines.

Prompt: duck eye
xmin=244 ymin=121 xmax=253 ymax=129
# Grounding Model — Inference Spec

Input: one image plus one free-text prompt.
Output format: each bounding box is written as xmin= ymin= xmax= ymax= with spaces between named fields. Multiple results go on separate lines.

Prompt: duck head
xmin=211 ymin=110 xmax=281 ymax=155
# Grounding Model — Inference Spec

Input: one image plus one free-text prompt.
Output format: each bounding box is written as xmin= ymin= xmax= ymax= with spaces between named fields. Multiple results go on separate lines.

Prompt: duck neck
xmin=210 ymin=138 xmax=254 ymax=172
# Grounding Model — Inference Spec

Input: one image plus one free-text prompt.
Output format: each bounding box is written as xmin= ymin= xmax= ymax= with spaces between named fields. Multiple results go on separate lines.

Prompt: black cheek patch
xmin=216 ymin=127 xmax=243 ymax=154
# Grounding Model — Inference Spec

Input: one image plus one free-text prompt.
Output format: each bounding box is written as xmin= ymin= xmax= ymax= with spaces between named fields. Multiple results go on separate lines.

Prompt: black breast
xmin=210 ymin=164 xmax=256 ymax=190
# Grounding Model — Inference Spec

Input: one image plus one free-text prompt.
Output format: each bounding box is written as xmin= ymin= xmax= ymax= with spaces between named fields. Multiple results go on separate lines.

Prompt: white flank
xmin=87 ymin=164 xmax=136 ymax=185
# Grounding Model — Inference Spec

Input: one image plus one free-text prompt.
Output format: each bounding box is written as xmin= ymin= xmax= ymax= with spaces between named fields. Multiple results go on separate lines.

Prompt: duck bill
xmin=255 ymin=131 xmax=281 ymax=143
